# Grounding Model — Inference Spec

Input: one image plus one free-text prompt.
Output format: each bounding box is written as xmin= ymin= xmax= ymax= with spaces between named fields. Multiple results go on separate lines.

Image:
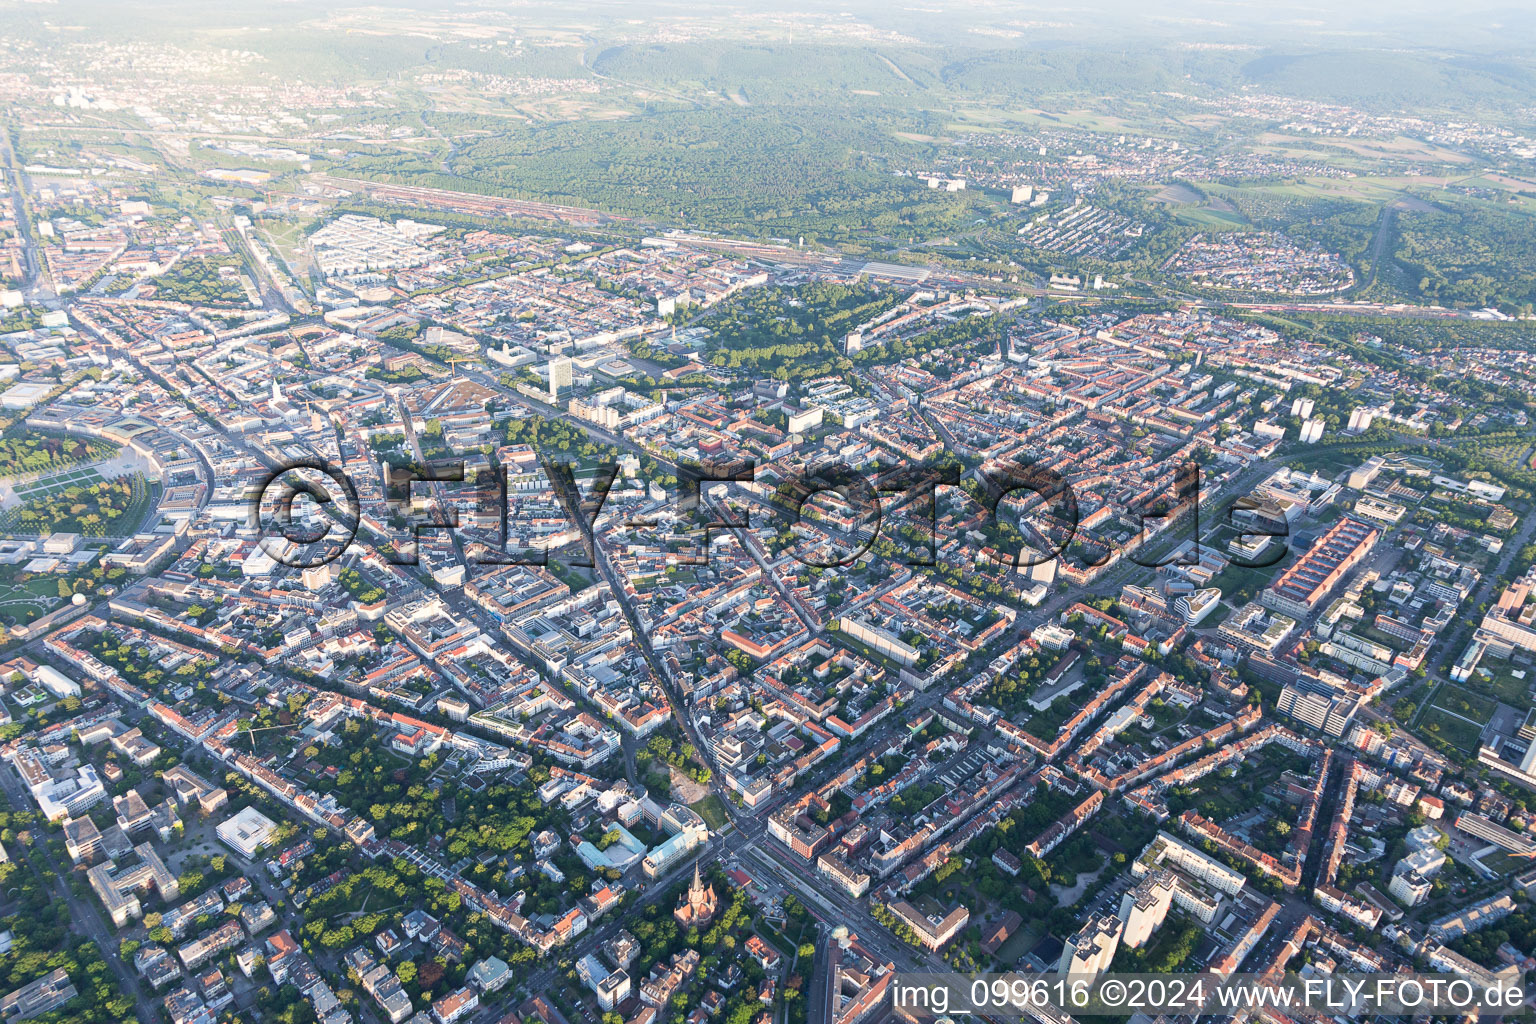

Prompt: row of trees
xmin=10 ymin=473 xmax=148 ymax=536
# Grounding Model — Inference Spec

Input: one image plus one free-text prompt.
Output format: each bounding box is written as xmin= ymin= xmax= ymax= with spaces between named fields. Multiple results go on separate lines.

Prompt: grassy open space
xmin=546 ymin=560 xmax=597 ymax=594
xmin=1172 ymin=206 xmax=1251 ymax=230
xmin=689 ymin=794 xmax=730 ymax=831
xmin=1209 ymin=559 xmax=1286 ymax=607
xmin=1282 ymin=447 xmax=1372 ymax=479
xmin=1430 ymin=684 xmax=1498 ymax=724
xmin=0 ymin=580 xmax=66 ymax=626
xmin=1014 ymin=693 xmax=1081 ymax=740
xmin=10 ymin=466 xmax=105 ymax=499
xmin=1464 ymin=660 xmax=1534 ymax=706
xmin=0 ymin=472 xmax=158 ymax=538
xmin=1417 ymin=705 xmax=1486 ymax=754
xmin=994 ymin=921 xmax=1043 ymax=963
xmin=1477 ymin=849 xmax=1529 ymax=878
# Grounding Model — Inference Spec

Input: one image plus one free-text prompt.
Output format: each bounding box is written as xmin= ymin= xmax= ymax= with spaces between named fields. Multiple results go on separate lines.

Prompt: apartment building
xmin=1277 ymin=677 xmax=1364 ymax=737
xmin=1058 ymin=914 xmax=1122 ymax=977
xmin=885 ymin=899 xmax=969 ymax=952
xmin=1119 ymin=870 xmax=1176 ymax=949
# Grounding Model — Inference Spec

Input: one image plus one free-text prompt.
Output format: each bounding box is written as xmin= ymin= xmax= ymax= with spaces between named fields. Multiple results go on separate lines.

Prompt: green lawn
xmin=1416 ymin=705 xmax=1485 ymax=754
xmin=12 ymin=466 xmax=104 ymax=498
xmin=1468 ymin=662 xmax=1534 ymax=706
xmin=1209 ymin=559 xmax=1285 ymax=607
xmin=1476 ymin=849 xmax=1528 ymax=878
xmin=1172 ymin=206 xmax=1251 ymax=230
xmin=689 ymin=794 xmax=730 ymax=831
xmin=994 ymin=921 xmax=1043 ymax=963
xmin=1430 ymin=684 xmax=1498 ymax=724
xmin=1282 ymin=447 xmax=1371 ymax=478
xmin=0 ymin=593 xmax=60 ymax=624
xmin=546 ymin=560 xmax=595 ymax=594
xmin=1015 ymin=694 xmax=1080 ymax=740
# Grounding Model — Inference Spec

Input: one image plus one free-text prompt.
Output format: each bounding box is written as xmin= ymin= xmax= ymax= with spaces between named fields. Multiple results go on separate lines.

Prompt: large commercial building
xmin=1320 ymin=630 xmax=1396 ymax=675
xmin=307 ymin=214 xmax=436 ymax=277
xmin=1472 ymin=571 xmax=1536 ymax=659
xmin=85 ymin=844 xmax=179 ymax=927
xmin=838 ymin=615 xmax=919 ymax=667
xmin=1261 ymin=516 xmax=1379 ymax=619
xmin=639 ymin=802 xmax=710 ymax=878
xmin=8 ymin=749 xmax=105 ymax=821
xmin=1136 ymin=832 xmax=1247 ymax=897
xmin=547 ymin=357 xmax=573 ymax=400
xmin=1454 ymin=813 xmax=1536 ymax=856
xmin=1175 ymin=588 xmax=1222 ymax=625
xmin=1216 ymin=602 xmax=1296 ymax=656
xmin=216 ymin=806 xmax=279 ymax=858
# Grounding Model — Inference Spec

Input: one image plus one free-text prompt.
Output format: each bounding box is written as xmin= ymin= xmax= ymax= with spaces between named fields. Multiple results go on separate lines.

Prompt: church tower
xmin=673 ymin=859 xmax=718 ymax=928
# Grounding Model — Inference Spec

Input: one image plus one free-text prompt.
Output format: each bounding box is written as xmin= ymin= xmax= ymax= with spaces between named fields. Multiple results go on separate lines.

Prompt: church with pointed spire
xmin=673 ymin=860 xmax=718 ymax=929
